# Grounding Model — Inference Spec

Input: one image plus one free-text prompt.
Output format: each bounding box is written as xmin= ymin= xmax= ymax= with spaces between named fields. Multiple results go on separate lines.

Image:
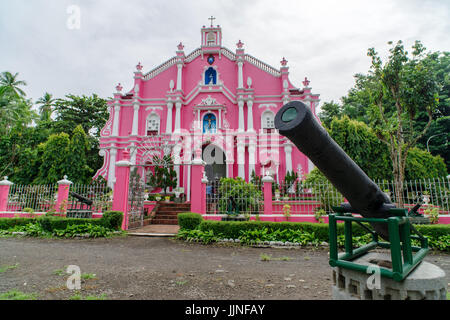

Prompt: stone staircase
xmin=151 ymin=202 xmax=191 ymax=225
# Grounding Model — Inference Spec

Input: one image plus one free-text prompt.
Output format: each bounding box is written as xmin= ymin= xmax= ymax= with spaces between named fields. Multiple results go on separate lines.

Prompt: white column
xmin=176 ymin=63 xmax=183 ymax=91
xmin=112 ymin=105 xmax=120 ymax=136
xmin=237 ymin=61 xmax=244 ymax=88
xmin=218 ymin=109 xmax=222 ymax=129
xmin=187 ymin=162 xmax=191 ymax=201
xmin=284 ymin=144 xmax=293 ymax=174
xmin=131 ymin=102 xmax=139 ymax=136
xmin=248 ymin=144 xmax=256 ymax=181
xmin=247 ymin=99 xmax=254 ymax=132
xmin=108 ymin=148 xmax=117 ymax=189
xmin=166 ymin=101 xmax=173 ymax=134
xmin=173 ymin=145 xmax=181 ymax=188
xmin=238 ymin=99 xmax=245 ymax=133
xmin=130 ymin=145 xmax=137 ymax=166
xmin=174 ymin=101 xmax=182 ymax=133
xmin=237 ymin=143 xmax=245 ymax=179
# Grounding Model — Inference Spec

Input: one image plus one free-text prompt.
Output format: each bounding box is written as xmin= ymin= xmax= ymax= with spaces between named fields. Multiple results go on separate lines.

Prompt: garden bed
xmin=0 ymin=211 xmax=124 ymax=239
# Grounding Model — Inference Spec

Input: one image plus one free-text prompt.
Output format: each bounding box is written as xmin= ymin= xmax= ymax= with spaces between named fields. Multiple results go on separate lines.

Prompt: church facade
xmin=94 ymin=22 xmax=320 ymax=199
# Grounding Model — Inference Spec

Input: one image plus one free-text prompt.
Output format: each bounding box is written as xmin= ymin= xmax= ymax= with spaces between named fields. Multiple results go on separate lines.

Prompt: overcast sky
xmin=1 ymin=0 xmax=449 ymax=111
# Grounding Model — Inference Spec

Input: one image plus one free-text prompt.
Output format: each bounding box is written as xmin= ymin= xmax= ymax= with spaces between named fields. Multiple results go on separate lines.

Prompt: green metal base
xmin=328 ymin=209 xmax=429 ymax=282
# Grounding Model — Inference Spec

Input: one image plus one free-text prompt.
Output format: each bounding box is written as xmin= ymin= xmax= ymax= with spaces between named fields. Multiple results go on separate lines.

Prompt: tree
xmin=53 ymin=94 xmax=109 ymax=137
xmin=318 ymin=100 xmax=342 ymax=128
xmin=36 ymin=92 xmax=55 ymax=122
xmin=354 ymin=41 xmax=440 ymax=206
xmin=146 ymin=155 xmax=177 ymax=194
xmin=35 ymin=133 xmax=71 ymax=184
xmin=66 ymin=125 xmax=93 ymax=184
xmin=0 ymin=71 xmax=27 ymax=97
xmin=328 ymin=116 xmax=392 ymax=180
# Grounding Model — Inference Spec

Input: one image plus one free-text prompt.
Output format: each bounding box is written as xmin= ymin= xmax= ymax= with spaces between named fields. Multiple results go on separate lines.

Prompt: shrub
xmin=37 ymin=216 xmax=104 ymax=232
xmin=0 ymin=218 xmax=34 ymax=230
xmin=177 ymin=212 xmax=203 ymax=230
xmin=217 ymin=177 xmax=262 ymax=214
xmin=101 ymin=211 xmax=123 ymax=230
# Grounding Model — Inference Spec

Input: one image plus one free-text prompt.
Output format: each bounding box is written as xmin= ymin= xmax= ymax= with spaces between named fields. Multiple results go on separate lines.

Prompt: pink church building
xmin=94 ymin=21 xmax=320 ymax=199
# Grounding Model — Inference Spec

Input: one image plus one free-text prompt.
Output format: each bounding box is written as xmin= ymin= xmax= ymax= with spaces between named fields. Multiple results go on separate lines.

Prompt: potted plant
xmin=275 ymin=189 xmax=281 ymax=201
xmin=422 ymin=191 xmax=431 ymax=205
xmin=143 ymin=189 xmax=149 ymax=201
xmin=283 ymin=204 xmax=291 ymax=221
xmin=165 ymin=195 xmax=171 ymax=203
xmin=154 ymin=193 xmax=162 ymax=201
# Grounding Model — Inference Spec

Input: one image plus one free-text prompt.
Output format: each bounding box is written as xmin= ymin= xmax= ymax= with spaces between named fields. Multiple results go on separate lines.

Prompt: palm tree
xmin=36 ymin=92 xmax=55 ymax=121
xmin=0 ymin=71 xmax=27 ymax=97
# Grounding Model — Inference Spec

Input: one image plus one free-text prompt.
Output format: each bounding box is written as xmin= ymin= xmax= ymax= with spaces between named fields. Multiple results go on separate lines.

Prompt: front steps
xmin=151 ymin=202 xmax=191 ymax=225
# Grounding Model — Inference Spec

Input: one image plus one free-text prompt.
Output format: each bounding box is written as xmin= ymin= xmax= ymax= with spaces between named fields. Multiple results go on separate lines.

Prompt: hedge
xmin=0 ymin=211 xmax=123 ymax=232
xmin=178 ymin=212 xmax=203 ymax=230
xmin=197 ymin=220 xmax=450 ymax=243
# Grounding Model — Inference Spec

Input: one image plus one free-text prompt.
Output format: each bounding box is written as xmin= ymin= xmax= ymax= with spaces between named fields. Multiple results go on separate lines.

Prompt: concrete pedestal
xmin=332 ymin=252 xmax=447 ymax=300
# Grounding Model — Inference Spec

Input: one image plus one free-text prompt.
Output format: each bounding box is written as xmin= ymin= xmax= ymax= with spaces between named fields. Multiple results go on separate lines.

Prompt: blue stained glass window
xmin=203 ymin=113 xmax=217 ymax=134
xmin=208 ymin=55 xmax=215 ymax=65
xmin=205 ymin=67 xmax=217 ymax=85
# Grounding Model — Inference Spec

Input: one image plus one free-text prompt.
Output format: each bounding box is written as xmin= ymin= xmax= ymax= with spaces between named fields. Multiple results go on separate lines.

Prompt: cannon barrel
xmin=70 ymin=192 xmax=93 ymax=206
xmin=275 ymin=101 xmax=394 ymax=240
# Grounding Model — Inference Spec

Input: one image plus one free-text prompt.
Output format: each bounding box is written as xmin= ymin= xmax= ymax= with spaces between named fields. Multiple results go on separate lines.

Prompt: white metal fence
xmin=206 ymin=177 xmax=450 ymax=216
xmin=7 ymin=184 xmax=58 ymax=212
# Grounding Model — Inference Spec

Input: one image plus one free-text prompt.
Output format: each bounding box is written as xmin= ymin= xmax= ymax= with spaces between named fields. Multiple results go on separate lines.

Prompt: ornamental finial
xmin=236 ymin=40 xmax=244 ymax=49
xmin=136 ymin=62 xmax=143 ymax=71
xmin=302 ymin=77 xmax=310 ymax=87
xmin=116 ymin=83 xmax=123 ymax=92
xmin=281 ymin=57 xmax=288 ymax=66
xmin=177 ymin=42 xmax=184 ymax=51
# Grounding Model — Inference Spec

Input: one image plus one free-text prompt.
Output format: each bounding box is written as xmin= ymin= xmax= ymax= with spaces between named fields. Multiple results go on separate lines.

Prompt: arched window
xmin=205 ymin=67 xmax=217 ymax=85
xmin=203 ymin=113 xmax=217 ymax=134
xmin=146 ymin=113 xmax=160 ymax=136
xmin=262 ymin=110 xmax=275 ymax=133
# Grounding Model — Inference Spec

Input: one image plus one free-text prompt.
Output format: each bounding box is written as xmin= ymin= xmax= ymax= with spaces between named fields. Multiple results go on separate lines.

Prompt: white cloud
xmin=0 ymin=0 xmax=448 ymax=109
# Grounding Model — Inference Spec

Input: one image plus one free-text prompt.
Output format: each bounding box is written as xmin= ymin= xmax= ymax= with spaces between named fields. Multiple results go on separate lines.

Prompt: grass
xmin=69 ymin=292 xmax=107 ymax=300
xmin=81 ymin=273 xmax=97 ymax=280
xmin=0 ymin=290 xmax=37 ymax=300
xmin=260 ymin=253 xmax=292 ymax=262
xmin=53 ymin=268 xmax=66 ymax=276
xmin=0 ymin=263 xmax=19 ymax=273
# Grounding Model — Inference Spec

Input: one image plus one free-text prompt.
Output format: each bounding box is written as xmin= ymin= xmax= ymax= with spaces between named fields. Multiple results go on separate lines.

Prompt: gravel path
xmin=0 ymin=236 xmax=449 ymax=300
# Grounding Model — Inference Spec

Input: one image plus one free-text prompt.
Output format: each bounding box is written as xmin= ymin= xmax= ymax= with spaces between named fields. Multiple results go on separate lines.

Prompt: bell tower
xmin=201 ymin=16 xmax=222 ymax=48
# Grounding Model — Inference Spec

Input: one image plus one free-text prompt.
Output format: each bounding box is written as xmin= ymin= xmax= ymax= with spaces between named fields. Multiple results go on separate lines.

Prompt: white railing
xmin=7 ymin=184 xmax=58 ymax=213
xmin=143 ymin=57 xmax=178 ymax=80
xmin=220 ymin=48 xmax=236 ymax=61
xmin=244 ymin=54 xmax=281 ymax=77
xmin=185 ymin=48 xmax=202 ymax=63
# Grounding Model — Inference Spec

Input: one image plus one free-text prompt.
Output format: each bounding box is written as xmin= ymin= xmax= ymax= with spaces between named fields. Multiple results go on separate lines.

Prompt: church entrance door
xmin=202 ymin=144 xmax=226 ymax=182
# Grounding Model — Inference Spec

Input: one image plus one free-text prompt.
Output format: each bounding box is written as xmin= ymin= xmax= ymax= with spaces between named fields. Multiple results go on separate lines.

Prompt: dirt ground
xmin=1 ymin=236 xmax=449 ymax=300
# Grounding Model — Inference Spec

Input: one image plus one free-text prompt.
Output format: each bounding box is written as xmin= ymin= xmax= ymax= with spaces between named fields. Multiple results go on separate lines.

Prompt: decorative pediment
xmin=200 ymin=95 xmax=217 ymax=106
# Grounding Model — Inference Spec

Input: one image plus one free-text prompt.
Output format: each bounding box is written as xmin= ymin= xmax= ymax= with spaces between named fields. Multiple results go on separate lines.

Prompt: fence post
xmin=190 ymin=156 xmax=205 ymax=214
xmin=56 ymin=175 xmax=72 ymax=213
xmin=0 ymin=176 xmax=13 ymax=212
xmin=262 ymin=173 xmax=274 ymax=215
xmin=112 ymin=150 xmax=132 ymax=230
xmin=201 ymin=172 xmax=208 ymax=215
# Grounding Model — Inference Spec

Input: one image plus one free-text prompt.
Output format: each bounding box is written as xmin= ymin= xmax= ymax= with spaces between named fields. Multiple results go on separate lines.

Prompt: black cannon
xmin=275 ymin=101 xmax=397 ymax=240
xmin=67 ymin=191 xmax=93 ymax=218
xmin=70 ymin=192 xmax=93 ymax=206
